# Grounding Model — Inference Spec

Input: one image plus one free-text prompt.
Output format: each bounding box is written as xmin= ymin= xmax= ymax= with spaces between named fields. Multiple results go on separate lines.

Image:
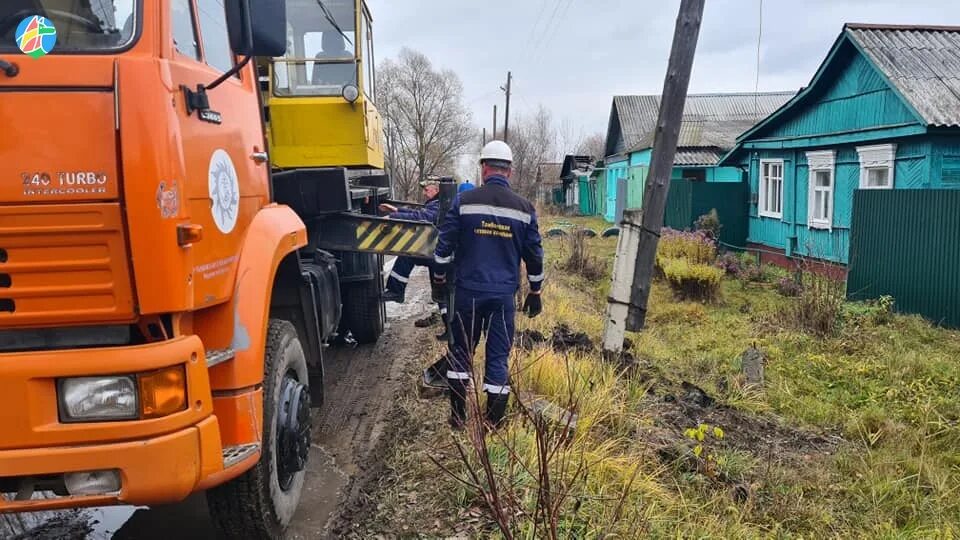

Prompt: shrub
xmin=662 ymin=257 xmax=723 ymax=301
xmin=715 ymin=252 xmax=743 ymax=276
xmin=775 ymin=276 xmax=802 ymax=297
xmin=561 ymin=226 xmax=606 ymax=280
xmin=785 ymin=271 xmax=846 ymax=336
xmin=843 ymin=295 xmax=896 ymax=326
xmin=739 ymin=263 xmax=765 ymax=283
xmin=694 ymin=209 xmax=722 ymax=240
xmin=657 ymin=228 xmax=717 ymax=268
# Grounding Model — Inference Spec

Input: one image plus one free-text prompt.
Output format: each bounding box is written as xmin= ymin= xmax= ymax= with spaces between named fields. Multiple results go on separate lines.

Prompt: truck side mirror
xmin=226 ymin=0 xmax=287 ymax=58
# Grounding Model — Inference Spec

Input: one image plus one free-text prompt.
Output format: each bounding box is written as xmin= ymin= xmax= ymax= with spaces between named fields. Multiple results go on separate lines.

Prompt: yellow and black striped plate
xmin=317 ymin=214 xmax=438 ymax=258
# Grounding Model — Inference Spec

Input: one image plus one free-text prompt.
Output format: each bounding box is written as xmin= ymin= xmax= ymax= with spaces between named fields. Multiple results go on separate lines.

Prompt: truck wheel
xmin=339 ymin=278 xmax=384 ymax=344
xmin=207 ymin=320 xmax=311 ymax=540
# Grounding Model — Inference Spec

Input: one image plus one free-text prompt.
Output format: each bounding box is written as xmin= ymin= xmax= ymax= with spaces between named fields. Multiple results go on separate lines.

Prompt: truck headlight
xmin=58 ymin=376 xmax=138 ymax=422
xmin=342 ymin=84 xmax=360 ymax=103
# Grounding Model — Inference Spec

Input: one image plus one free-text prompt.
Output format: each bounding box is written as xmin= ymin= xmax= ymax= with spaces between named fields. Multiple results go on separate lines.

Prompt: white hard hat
xmin=480 ymin=140 xmax=513 ymax=164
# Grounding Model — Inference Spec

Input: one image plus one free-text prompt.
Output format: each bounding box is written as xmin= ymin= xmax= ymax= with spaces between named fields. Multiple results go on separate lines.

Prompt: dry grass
xmin=352 ymin=216 xmax=960 ymax=539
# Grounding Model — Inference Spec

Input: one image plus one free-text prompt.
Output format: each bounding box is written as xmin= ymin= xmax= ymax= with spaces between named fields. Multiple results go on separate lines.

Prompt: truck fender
xmin=208 ymin=204 xmax=308 ymax=392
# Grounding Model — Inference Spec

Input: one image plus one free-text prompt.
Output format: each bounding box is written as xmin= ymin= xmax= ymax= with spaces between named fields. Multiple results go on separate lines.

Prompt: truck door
xmin=167 ymin=0 xmax=268 ymax=310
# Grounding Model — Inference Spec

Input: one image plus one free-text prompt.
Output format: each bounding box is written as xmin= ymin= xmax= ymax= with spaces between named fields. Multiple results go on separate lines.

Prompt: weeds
xmin=662 ymin=258 xmax=723 ymax=302
xmin=779 ymin=257 xmax=846 ymax=336
xmin=433 ymin=324 xmax=640 ymax=538
xmin=683 ymin=423 xmax=728 ymax=480
xmin=694 ymin=208 xmax=722 ymax=240
xmin=656 ymin=228 xmax=717 ymax=266
xmin=715 ymin=252 xmax=743 ymax=276
xmin=361 ymin=216 xmax=960 ymax=539
xmin=560 ymin=227 xmax=606 ymax=281
xmin=775 ymin=276 xmax=802 ymax=297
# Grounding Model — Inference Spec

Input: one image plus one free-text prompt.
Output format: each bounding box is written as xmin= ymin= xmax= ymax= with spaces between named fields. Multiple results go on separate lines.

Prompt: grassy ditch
xmin=353 ymin=216 xmax=960 ymax=539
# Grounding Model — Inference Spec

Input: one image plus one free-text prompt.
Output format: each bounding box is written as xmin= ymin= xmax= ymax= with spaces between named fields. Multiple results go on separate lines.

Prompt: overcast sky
xmin=367 ymin=0 xmax=959 ymax=154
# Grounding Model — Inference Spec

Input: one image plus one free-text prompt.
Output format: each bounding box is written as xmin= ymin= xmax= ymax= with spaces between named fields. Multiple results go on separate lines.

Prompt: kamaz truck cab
xmin=0 ymin=0 xmax=398 ymax=537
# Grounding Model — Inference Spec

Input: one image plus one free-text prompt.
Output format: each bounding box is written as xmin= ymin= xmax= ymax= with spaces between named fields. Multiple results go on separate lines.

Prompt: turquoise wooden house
xmin=601 ymin=92 xmax=794 ymax=246
xmin=720 ymin=23 xmax=960 ymax=270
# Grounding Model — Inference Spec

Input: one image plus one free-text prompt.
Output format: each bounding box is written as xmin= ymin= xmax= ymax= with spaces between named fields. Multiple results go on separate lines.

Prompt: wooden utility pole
xmin=493 ymin=105 xmax=498 ymax=140
xmin=482 ymin=128 xmax=487 ymax=146
xmin=501 ymin=71 xmax=512 ymax=143
xmin=602 ymin=0 xmax=705 ymax=354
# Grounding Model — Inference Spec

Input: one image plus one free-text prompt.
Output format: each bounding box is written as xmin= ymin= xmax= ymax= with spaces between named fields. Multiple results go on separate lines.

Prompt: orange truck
xmin=0 ymin=0 xmax=431 ymax=537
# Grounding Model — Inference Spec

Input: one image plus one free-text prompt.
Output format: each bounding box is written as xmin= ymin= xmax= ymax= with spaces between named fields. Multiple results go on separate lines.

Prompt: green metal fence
xmin=848 ymin=189 xmax=960 ymax=328
xmin=663 ymin=179 xmax=749 ymax=248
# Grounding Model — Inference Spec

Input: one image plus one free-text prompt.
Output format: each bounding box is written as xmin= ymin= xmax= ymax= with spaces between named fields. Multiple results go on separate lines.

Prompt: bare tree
xmin=507 ymin=106 xmax=556 ymax=200
xmin=576 ymin=132 xmax=606 ymax=160
xmin=378 ymin=48 xmax=475 ymax=200
xmin=555 ymin=118 xmax=586 ymax=161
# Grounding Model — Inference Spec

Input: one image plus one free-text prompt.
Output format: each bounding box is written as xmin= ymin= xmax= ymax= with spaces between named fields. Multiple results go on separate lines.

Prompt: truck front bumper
xmin=0 ymin=335 xmax=250 ymax=512
xmin=0 ymin=417 xmax=222 ymax=512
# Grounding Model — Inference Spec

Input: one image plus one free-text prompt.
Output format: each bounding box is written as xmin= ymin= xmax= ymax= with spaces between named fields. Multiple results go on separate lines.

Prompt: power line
xmin=522 ymin=0 xmax=551 ymax=53
xmin=525 ymin=0 xmax=567 ymax=65
xmin=531 ymin=0 xmax=575 ymax=65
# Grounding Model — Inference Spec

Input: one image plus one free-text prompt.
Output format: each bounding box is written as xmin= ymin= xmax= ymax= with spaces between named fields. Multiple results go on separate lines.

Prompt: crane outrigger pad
xmin=315 ymin=214 xmax=439 ymax=259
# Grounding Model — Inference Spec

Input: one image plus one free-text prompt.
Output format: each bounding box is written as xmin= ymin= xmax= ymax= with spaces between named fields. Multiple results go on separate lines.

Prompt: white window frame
xmin=806 ymin=150 xmax=835 ymax=230
xmin=856 ymin=144 xmax=897 ymax=190
xmin=758 ymin=159 xmax=784 ymax=219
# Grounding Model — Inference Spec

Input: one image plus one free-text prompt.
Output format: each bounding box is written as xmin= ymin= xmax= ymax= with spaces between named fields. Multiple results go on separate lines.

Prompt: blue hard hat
xmin=458 ymin=182 xmax=475 ymax=193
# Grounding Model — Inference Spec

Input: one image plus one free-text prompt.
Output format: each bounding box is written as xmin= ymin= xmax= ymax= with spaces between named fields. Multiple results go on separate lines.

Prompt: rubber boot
xmin=448 ymin=380 xmax=467 ymax=430
xmin=484 ymin=393 xmax=509 ymax=430
xmin=423 ymin=356 xmax=449 ymax=388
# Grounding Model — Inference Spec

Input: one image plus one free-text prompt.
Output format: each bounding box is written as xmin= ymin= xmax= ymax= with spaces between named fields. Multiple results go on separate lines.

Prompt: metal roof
xmin=559 ymin=155 xmax=596 ymax=180
xmin=847 ymin=24 xmax=960 ymax=127
xmin=674 ymin=148 xmax=725 ymax=167
xmin=609 ymin=92 xmax=795 ymax=155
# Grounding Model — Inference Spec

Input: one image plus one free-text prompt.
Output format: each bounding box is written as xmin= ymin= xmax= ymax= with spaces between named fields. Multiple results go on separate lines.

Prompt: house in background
xmin=601 ymin=92 xmax=795 ymax=223
xmin=558 ymin=154 xmax=599 ymax=215
xmin=719 ymin=23 xmax=960 ymax=273
xmin=534 ymin=161 xmax=563 ymax=207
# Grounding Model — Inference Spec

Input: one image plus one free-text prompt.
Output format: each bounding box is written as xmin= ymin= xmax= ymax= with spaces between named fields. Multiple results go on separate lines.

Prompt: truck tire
xmin=339 ymin=278 xmax=384 ymax=344
xmin=207 ymin=320 xmax=311 ymax=540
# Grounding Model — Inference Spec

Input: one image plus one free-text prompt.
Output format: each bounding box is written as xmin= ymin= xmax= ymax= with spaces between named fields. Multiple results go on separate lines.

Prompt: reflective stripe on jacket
xmin=434 ymin=176 xmax=544 ymax=294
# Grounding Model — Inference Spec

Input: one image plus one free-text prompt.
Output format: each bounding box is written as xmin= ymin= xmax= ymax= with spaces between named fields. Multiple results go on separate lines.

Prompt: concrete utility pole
xmin=493 ymin=105 xmax=498 ymax=140
xmin=483 ymin=127 xmax=487 ymax=146
xmin=602 ymin=0 xmax=705 ymax=354
xmin=501 ymin=71 xmax=512 ymax=143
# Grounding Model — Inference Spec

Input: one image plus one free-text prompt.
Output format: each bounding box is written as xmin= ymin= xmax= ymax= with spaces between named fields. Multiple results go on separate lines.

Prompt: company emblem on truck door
xmin=208 ymin=149 xmax=240 ymax=234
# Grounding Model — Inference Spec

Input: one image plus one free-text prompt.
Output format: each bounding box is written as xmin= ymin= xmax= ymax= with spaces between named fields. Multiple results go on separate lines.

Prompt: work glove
xmin=522 ymin=292 xmax=542 ymax=318
xmin=431 ymin=272 xmax=449 ymax=304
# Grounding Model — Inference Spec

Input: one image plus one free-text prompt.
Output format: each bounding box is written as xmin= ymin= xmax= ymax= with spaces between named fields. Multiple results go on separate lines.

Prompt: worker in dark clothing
xmin=380 ymin=178 xmax=442 ymax=304
xmin=431 ymin=141 xmax=544 ymax=430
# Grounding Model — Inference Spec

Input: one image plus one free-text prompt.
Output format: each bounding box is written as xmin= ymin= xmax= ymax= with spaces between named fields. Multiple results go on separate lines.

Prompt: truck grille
xmin=0 ymin=203 xmax=136 ymax=328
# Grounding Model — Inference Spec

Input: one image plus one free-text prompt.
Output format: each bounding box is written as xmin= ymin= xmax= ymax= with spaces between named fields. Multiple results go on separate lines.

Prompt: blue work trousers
xmin=447 ymin=288 xmax=515 ymax=395
xmin=387 ymin=256 xmax=447 ymax=311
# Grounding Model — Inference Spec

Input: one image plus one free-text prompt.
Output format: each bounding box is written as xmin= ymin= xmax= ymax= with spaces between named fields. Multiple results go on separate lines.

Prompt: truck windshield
xmin=0 ymin=1 xmax=137 ymax=53
xmin=273 ymin=0 xmax=358 ymax=97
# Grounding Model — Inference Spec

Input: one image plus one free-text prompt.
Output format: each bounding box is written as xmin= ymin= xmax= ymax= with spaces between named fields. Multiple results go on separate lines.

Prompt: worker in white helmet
xmin=431 ymin=140 xmax=545 ymax=430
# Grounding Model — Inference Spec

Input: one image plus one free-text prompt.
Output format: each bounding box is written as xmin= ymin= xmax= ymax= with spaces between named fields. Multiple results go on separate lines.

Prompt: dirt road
xmin=2 ymin=270 xmax=438 ymax=540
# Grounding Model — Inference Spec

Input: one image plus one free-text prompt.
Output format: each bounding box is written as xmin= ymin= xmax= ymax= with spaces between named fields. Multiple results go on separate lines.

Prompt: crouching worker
xmin=431 ymin=141 xmax=544 ymax=430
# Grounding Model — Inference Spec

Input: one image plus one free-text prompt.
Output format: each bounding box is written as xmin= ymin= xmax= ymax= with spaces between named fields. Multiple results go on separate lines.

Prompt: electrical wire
xmin=530 ymin=0 xmax=575 ymax=65
xmin=525 ymin=0 xmax=568 ymax=66
xmin=522 ymin=0 xmax=551 ymax=53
